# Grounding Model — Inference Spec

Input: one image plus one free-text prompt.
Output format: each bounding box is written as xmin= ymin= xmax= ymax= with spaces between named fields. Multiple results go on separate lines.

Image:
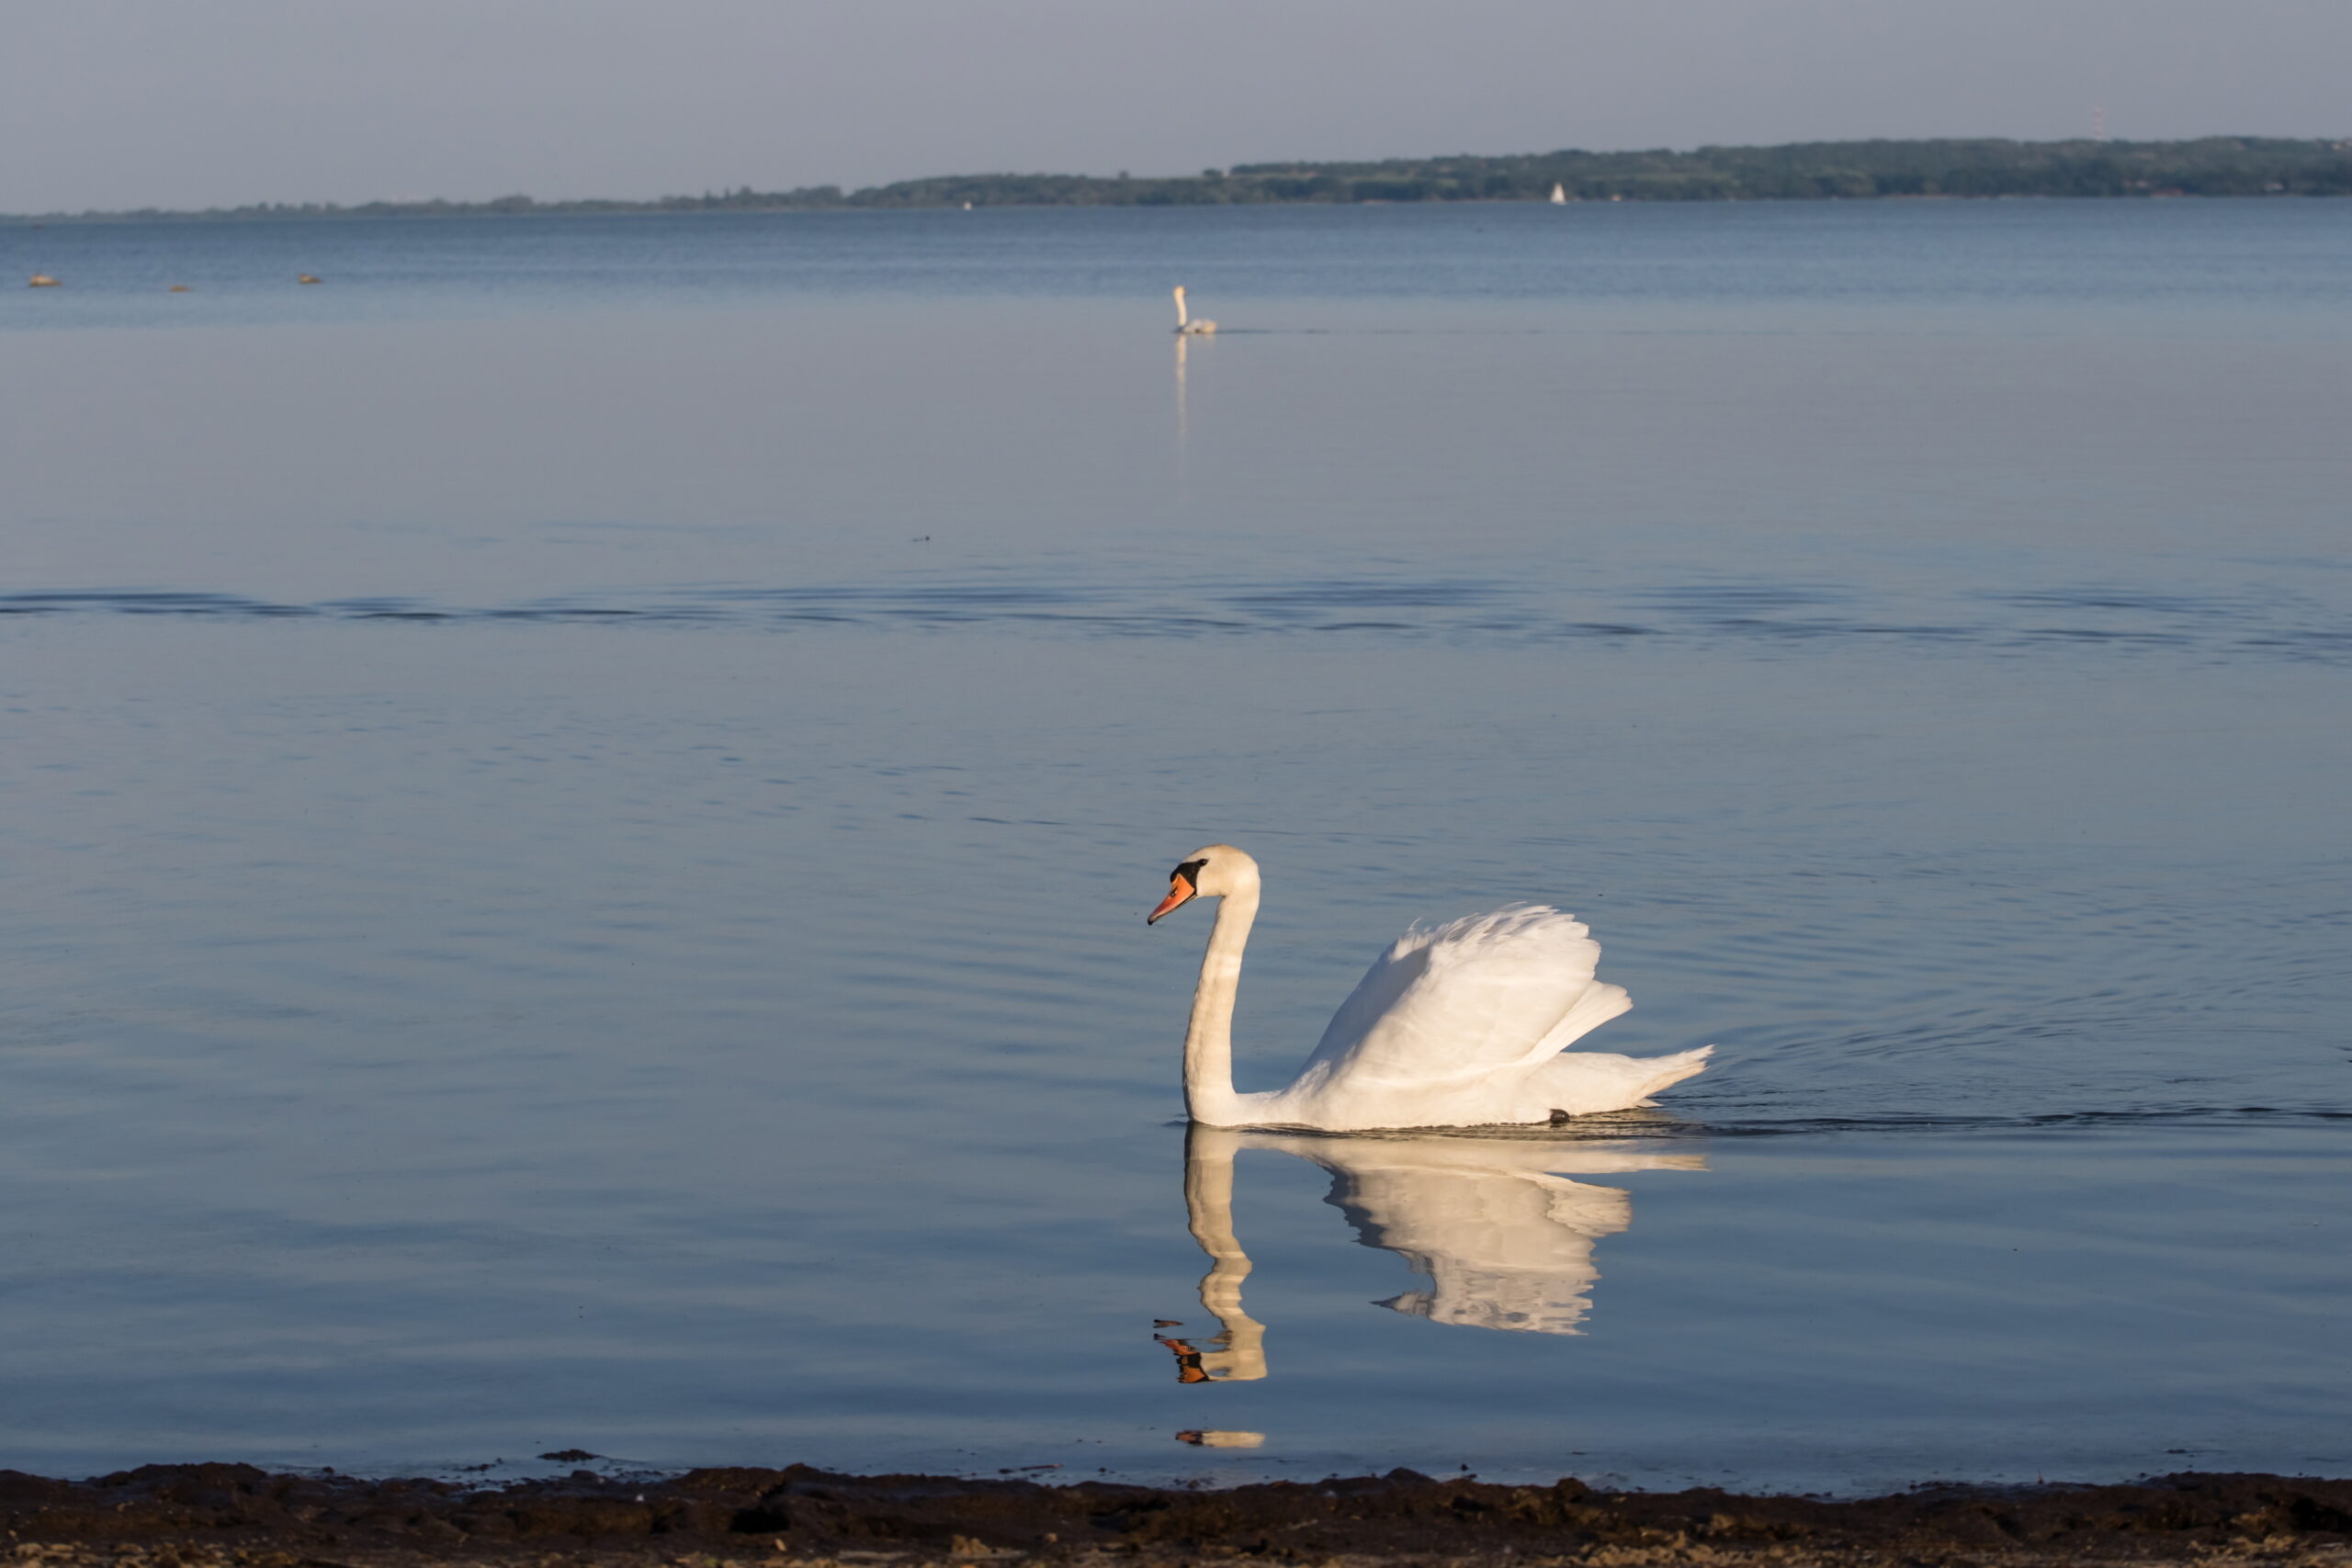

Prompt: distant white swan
xmin=1172 ymin=285 xmax=1216 ymax=334
xmin=1148 ymin=845 xmax=1711 ymax=1130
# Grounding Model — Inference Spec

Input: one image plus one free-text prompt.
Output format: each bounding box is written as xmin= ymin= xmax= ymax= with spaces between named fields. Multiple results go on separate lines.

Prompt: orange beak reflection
xmin=1148 ymin=874 xmax=1197 ymax=924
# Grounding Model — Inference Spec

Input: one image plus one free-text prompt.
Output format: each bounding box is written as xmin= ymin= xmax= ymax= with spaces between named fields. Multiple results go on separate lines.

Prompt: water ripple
xmin=3 ymin=576 xmax=2346 ymax=664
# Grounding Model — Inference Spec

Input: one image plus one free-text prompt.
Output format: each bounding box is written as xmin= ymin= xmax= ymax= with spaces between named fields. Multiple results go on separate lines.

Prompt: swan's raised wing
xmin=1295 ymin=904 xmax=1631 ymax=1090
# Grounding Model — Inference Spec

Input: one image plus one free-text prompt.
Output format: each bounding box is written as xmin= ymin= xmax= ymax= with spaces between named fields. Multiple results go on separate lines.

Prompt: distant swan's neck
xmin=1182 ymin=886 xmax=1258 ymax=1125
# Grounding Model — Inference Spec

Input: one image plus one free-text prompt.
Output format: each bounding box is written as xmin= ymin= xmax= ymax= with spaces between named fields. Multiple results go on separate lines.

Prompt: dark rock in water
xmin=1 ymin=1462 xmax=2349 ymax=1564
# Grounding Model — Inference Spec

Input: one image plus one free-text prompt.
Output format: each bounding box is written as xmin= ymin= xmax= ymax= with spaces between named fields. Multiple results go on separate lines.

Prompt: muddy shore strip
xmin=8 ymin=1463 xmax=2352 ymax=1568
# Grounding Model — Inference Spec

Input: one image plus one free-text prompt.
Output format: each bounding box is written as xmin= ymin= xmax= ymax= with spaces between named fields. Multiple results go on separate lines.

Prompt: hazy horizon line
xmin=7 ymin=131 xmax=2345 ymax=224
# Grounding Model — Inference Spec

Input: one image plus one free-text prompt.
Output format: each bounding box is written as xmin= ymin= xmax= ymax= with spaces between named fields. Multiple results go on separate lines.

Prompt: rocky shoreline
xmin=6 ymin=1463 xmax=2351 ymax=1568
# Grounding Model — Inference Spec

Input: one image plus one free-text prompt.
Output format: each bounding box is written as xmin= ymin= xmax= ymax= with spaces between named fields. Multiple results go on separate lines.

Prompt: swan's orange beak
xmin=1148 ymin=874 xmax=1196 ymax=925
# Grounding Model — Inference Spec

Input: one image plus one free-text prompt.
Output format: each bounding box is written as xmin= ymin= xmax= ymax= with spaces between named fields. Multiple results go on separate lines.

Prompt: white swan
xmin=1148 ymin=844 xmax=1711 ymax=1130
xmin=1172 ymin=285 xmax=1216 ymax=334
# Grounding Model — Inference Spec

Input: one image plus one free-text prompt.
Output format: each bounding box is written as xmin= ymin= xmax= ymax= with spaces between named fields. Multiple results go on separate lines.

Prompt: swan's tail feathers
xmin=1538 ymin=980 xmax=1634 ymax=1055
xmin=1634 ymin=1044 xmax=1713 ymax=1101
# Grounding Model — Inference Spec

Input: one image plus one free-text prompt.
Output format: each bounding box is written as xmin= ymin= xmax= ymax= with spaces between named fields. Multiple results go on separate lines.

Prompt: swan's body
xmin=1172 ymin=285 xmax=1216 ymax=334
xmin=1149 ymin=845 xmax=1710 ymax=1131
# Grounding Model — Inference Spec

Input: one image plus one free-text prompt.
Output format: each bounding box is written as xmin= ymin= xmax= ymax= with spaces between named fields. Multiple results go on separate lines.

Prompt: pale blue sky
xmin=6 ymin=0 xmax=2347 ymax=211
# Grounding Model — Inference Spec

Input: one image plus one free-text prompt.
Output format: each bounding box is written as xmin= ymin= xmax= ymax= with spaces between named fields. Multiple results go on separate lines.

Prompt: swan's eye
xmin=1173 ymin=858 xmax=1207 ymax=884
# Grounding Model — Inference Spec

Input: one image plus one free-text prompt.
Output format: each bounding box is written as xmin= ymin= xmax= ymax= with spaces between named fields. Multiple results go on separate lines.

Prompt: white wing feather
xmin=1297 ymin=905 xmax=1627 ymax=1088
xmin=1214 ymin=897 xmax=1708 ymax=1131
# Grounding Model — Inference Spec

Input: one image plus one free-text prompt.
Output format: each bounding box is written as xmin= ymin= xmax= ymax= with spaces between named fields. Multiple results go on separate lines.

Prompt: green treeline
xmin=15 ymin=137 xmax=2352 ymax=222
xmin=864 ymin=137 xmax=2352 ymax=207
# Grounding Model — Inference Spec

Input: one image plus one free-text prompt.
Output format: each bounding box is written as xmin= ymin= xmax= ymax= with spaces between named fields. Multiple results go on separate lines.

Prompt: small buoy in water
xmin=28 ymin=274 xmax=60 ymax=288
xmin=298 ymin=273 xmax=321 ymax=284
xmin=168 ymin=284 xmax=191 ymax=292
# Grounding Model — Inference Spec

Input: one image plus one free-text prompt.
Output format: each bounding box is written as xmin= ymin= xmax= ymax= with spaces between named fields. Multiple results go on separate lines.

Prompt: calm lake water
xmin=1 ymin=202 xmax=2346 ymax=1493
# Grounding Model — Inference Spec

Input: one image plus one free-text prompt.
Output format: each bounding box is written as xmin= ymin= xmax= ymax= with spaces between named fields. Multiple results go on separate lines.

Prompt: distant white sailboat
xmin=1549 ymin=183 xmax=1568 ymax=205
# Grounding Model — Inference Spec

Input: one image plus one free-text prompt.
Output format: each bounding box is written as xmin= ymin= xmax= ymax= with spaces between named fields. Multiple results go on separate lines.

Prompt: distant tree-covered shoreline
xmin=9 ymin=137 xmax=2350 ymax=223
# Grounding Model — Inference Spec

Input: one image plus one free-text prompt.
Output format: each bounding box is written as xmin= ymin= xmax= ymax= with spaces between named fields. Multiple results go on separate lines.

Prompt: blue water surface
xmin=0 ymin=200 xmax=2346 ymax=1492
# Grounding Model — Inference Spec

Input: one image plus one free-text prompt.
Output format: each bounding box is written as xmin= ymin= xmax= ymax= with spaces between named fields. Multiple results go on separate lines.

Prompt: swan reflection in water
xmin=1159 ymin=1125 xmax=1704 ymax=1382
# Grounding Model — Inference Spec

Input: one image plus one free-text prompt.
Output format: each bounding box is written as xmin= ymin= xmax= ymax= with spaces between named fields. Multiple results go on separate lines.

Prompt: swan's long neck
xmin=1182 ymin=886 xmax=1257 ymax=1125
xmin=1173 ymin=286 xmax=1189 ymax=327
